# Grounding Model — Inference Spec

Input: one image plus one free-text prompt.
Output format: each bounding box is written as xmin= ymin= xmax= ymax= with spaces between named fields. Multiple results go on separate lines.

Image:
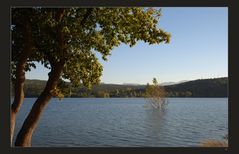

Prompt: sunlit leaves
xmin=50 ymin=86 xmax=64 ymax=100
xmin=62 ymin=50 xmax=103 ymax=89
xmin=12 ymin=8 xmax=171 ymax=95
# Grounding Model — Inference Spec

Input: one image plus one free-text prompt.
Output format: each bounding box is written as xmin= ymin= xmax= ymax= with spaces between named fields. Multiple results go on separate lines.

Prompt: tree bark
xmin=13 ymin=8 xmax=93 ymax=147
xmin=14 ymin=9 xmax=67 ymax=147
xmin=14 ymin=62 xmax=64 ymax=147
xmin=10 ymin=20 xmax=33 ymax=146
xmin=11 ymin=68 xmax=25 ymax=146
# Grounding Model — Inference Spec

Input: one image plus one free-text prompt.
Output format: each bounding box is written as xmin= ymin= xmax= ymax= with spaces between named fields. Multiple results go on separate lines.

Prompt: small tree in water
xmin=145 ymin=78 xmax=167 ymax=110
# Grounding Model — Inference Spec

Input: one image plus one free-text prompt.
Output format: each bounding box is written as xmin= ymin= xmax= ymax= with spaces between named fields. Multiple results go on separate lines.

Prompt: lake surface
xmin=13 ymin=98 xmax=228 ymax=147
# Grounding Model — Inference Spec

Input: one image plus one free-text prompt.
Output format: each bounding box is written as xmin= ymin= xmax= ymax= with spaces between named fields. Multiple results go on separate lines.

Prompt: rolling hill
xmin=11 ymin=77 xmax=228 ymax=97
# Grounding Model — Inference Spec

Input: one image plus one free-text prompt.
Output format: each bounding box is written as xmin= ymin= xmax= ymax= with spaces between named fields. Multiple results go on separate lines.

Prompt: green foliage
xmin=19 ymin=77 xmax=228 ymax=98
xmin=50 ymin=87 xmax=64 ymax=100
xmin=95 ymin=91 xmax=110 ymax=98
xmin=11 ymin=8 xmax=171 ymax=96
xmin=164 ymin=77 xmax=228 ymax=97
xmin=11 ymin=8 xmax=40 ymax=82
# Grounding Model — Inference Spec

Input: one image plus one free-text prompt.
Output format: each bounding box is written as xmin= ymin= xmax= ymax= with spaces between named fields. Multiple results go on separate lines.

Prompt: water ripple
xmin=14 ymin=98 xmax=228 ymax=147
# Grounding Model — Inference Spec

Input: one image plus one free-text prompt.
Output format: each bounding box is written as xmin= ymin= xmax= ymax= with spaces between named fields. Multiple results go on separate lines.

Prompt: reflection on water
xmin=13 ymin=98 xmax=228 ymax=147
xmin=144 ymin=109 xmax=166 ymax=144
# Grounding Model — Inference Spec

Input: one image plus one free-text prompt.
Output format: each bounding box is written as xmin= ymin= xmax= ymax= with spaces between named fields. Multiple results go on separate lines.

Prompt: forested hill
xmin=163 ymin=77 xmax=228 ymax=97
xmin=13 ymin=77 xmax=228 ymax=97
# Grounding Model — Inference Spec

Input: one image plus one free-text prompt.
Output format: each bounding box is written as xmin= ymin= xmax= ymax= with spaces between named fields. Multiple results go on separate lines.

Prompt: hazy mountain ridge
xmin=160 ymin=80 xmax=189 ymax=86
xmin=11 ymin=77 xmax=228 ymax=97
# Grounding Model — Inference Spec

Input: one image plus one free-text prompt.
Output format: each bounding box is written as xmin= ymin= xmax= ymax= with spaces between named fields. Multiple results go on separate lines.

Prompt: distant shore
xmin=11 ymin=77 xmax=228 ymax=98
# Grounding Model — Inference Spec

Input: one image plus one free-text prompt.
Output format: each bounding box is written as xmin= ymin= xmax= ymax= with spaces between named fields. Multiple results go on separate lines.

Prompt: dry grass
xmin=200 ymin=140 xmax=228 ymax=147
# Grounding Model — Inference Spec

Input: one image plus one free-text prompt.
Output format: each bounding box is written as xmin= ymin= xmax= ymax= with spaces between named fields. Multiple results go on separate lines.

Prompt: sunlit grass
xmin=200 ymin=140 xmax=228 ymax=147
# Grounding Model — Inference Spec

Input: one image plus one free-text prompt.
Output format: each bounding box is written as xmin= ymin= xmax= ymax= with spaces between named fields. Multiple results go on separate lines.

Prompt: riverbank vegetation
xmin=12 ymin=77 xmax=228 ymax=98
xmin=200 ymin=140 xmax=228 ymax=147
xmin=200 ymin=134 xmax=228 ymax=147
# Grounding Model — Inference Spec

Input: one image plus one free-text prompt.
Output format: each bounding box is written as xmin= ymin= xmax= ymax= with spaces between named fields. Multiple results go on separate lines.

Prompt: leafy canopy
xmin=11 ymin=8 xmax=171 ymax=92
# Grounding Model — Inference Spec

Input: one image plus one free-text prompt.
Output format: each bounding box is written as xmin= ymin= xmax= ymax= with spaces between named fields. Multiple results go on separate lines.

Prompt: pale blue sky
xmin=26 ymin=7 xmax=228 ymax=84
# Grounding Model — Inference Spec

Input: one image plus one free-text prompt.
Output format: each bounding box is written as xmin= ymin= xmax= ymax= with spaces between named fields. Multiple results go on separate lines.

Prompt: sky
xmin=25 ymin=7 xmax=228 ymax=85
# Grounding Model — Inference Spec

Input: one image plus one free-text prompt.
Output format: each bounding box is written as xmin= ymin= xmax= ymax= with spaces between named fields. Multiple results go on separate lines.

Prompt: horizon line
xmin=25 ymin=76 xmax=228 ymax=85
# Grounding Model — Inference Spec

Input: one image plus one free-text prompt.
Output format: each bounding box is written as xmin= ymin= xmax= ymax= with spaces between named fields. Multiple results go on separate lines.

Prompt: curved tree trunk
xmin=14 ymin=9 xmax=68 ymax=147
xmin=10 ymin=20 xmax=33 ymax=146
xmin=11 ymin=68 xmax=25 ymax=146
xmin=14 ymin=62 xmax=64 ymax=147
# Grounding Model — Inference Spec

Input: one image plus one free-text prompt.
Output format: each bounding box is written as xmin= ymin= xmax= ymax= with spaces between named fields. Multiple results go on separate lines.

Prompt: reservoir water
xmin=13 ymin=97 xmax=228 ymax=147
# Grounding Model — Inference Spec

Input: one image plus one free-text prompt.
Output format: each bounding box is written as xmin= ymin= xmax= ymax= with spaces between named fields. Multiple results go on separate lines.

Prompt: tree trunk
xmin=14 ymin=9 xmax=67 ymax=147
xmin=11 ymin=68 xmax=25 ymax=146
xmin=14 ymin=62 xmax=64 ymax=147
xmin=10 ymin=20 xmax=33 ymax=146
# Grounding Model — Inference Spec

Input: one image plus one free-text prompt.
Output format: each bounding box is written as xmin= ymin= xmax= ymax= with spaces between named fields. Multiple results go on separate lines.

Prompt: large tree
xmin=11 ymin=8 xmax=171 ymax=147
xmin=11 ymin=8 xmax=42 ymax=145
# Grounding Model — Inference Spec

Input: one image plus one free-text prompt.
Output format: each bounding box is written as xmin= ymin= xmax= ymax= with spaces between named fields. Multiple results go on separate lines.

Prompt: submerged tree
xmin=145 ymin=78 xmax=167 ymax=110
xmin=11 ymin=8 xmax=171 ymax=146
